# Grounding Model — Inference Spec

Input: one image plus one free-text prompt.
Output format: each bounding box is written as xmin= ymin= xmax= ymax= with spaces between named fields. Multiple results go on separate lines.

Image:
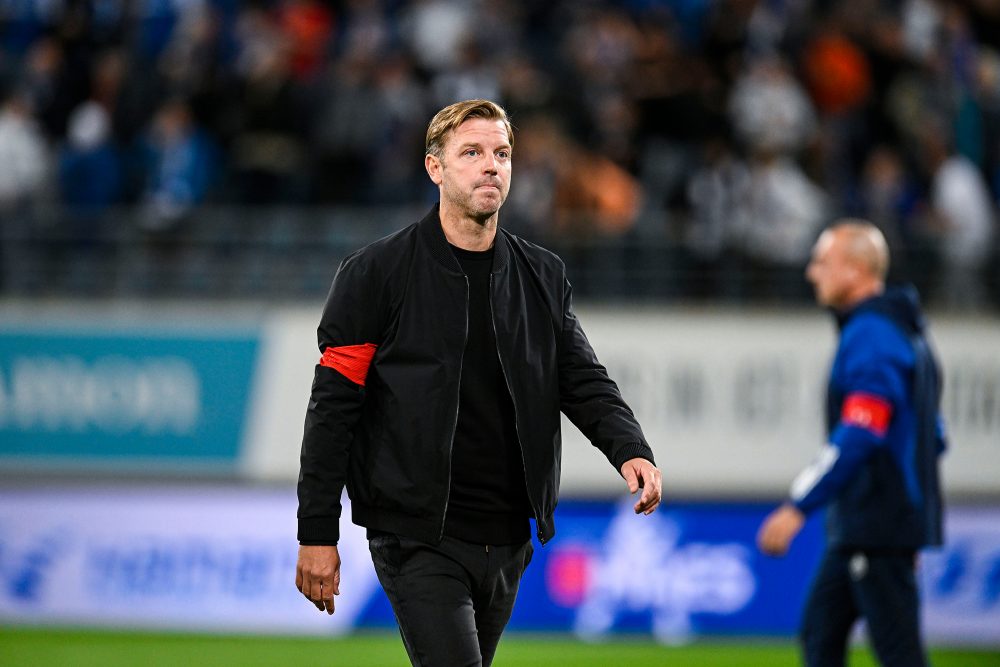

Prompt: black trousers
xmin=801 ymin=547 xmax=927 ymax=667
xmin=368 ymin=532 xmax=533 ymax=667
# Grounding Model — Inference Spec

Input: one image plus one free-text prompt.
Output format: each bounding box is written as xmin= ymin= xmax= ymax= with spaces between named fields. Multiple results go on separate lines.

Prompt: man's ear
xmin=425 ymin=153 xmax=443 ymax=185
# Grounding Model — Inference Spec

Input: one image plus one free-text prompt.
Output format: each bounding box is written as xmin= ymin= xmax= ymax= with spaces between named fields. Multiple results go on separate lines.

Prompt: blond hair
xmin=425 ymin=99 xmax=513 ymax=159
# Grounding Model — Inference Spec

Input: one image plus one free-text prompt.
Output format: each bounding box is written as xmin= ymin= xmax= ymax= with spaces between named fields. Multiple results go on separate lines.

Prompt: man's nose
xmin=483 ymin=154 xmax=498 ymax=173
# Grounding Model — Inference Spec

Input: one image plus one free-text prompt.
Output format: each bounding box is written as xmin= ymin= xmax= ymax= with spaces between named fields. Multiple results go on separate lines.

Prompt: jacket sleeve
xmin=297 ymin=252 xmax=384 ymax=545
xmin=791 ymin=320 xmax=908 ymax=514
xmin=557 ymin=276 xmax=655 ymax=471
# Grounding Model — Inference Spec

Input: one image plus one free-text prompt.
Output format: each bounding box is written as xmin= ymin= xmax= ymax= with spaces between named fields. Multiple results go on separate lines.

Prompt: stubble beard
xmin=443 ymin=180 xmax=505 ymax=225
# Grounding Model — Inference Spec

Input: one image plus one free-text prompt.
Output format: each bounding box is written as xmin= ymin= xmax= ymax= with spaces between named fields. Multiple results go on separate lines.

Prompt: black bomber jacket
xmin=297 ymin=205 xmax=655 ymax=546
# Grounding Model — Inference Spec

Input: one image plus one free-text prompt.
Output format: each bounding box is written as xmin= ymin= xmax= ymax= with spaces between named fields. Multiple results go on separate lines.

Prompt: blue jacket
xmin=792 ymin=285 xmax=946 ymax=549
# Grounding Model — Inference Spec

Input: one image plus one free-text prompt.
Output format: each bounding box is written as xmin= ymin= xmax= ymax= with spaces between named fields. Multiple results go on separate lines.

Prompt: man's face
xmin=427 ymin=118 xmax=512 ymax=221
xmin=805 ymin=230 xmax=861 ymax=309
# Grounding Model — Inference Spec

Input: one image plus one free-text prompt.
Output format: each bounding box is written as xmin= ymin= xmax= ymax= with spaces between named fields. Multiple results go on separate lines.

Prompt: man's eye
xmin=465 ymin=149 xmax=478 ymax=157
xmin=497 ymin=151 xmax=510 ymax=159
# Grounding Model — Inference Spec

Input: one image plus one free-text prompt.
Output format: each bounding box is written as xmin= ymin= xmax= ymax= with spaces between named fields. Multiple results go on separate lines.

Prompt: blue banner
xmin=2 ymin=488 xmax=996 ymax=644
xmin=356 ymin=499 xmax=827 ymax=640
xmin=0 ymin=331 xmax=258 ymax=467
xmin=0 ymin=487 xmax=377 ymax=633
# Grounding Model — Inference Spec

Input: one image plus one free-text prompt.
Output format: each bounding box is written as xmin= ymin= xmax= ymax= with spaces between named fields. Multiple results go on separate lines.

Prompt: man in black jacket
xmin=295 ymin=99 xmax=661 ymax=666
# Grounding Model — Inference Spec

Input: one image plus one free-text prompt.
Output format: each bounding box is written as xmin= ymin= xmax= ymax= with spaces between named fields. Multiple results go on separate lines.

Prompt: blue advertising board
xmin=356 ymin=499 xmax=826 ymax=640
xmin=1 ymin=487 xmax=996 ymax=646
xmin=0 ymin=486 xmax=378 ymax=634
xmin=0 ymin=331 xmax=258 ymax=467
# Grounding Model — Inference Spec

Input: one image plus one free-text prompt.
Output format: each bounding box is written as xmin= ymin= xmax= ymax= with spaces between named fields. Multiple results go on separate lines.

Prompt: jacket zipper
xmin=488 ymin=273 xmax=545 ymax=544
xmin=439 ymin=274 xmax=469 ymax=541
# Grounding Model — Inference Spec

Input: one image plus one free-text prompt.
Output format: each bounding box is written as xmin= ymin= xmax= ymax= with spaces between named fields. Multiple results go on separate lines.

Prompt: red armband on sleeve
xmin=841 ymin=392 xmax=893 ymax=437
xmin=320 ymin=343 xmax=378 ymax=386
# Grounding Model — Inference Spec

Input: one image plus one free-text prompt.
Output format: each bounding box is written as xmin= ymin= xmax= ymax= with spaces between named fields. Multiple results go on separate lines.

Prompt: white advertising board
xmin=245 ymin=306 xmax=1000 ymax=498
xmin=4 ymin=301 xmax=995 ymax=497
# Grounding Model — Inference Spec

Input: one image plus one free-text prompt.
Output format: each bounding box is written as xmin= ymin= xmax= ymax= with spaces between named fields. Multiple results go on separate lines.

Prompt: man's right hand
xmin=296 ymin=544 xmax=341 ymax=615
xmin=756 ymin=503 xmax=805 ymax=557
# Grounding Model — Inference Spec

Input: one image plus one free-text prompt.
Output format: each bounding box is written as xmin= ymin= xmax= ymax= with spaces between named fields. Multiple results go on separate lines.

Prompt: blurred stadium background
xmin=1 ymin=0 xmax=999 ymax=665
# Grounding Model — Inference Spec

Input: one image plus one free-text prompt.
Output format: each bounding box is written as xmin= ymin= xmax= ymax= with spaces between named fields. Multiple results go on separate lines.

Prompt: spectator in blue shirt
xmin=138 ymin=98 xmax=216 ymax=232
xmin=58 ymin=101 xmax=122 ymax=227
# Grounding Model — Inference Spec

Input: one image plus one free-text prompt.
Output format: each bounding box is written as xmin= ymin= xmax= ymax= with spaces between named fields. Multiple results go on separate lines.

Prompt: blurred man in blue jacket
xmin=757 ymin=220 xmax=946 ymax=667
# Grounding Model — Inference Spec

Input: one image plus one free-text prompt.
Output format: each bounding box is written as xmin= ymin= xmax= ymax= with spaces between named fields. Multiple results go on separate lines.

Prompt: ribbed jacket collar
xmin=417 ymin=203 xmax=512 ymax=275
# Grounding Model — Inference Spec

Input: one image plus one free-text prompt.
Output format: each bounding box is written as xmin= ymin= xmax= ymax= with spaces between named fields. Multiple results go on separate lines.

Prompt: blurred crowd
xmin=1 ymin=0 xmax=999 ymax=306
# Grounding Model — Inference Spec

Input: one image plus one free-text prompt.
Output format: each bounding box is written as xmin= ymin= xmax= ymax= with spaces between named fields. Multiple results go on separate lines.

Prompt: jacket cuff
xmin=791 ymin=496 xmax=818 ymax=516
xmin=613 ymin=442 xmax=656 ymax=472
xmin=297 ymin=516 xmax=340 ymax=545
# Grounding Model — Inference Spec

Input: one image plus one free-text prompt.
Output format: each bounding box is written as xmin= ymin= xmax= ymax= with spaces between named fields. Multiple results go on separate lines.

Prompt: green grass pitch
xmin=2 ymin=628 xmax=999 ymax=666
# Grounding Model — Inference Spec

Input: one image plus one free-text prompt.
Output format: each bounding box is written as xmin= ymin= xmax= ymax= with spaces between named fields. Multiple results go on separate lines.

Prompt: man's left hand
xmin=620 ymin=457 xmax=662 ymax=515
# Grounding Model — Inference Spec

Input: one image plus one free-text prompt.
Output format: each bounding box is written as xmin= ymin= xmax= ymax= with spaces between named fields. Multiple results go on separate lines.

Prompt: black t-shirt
xmin=444 ymin=243 xmax=531 ymax=544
